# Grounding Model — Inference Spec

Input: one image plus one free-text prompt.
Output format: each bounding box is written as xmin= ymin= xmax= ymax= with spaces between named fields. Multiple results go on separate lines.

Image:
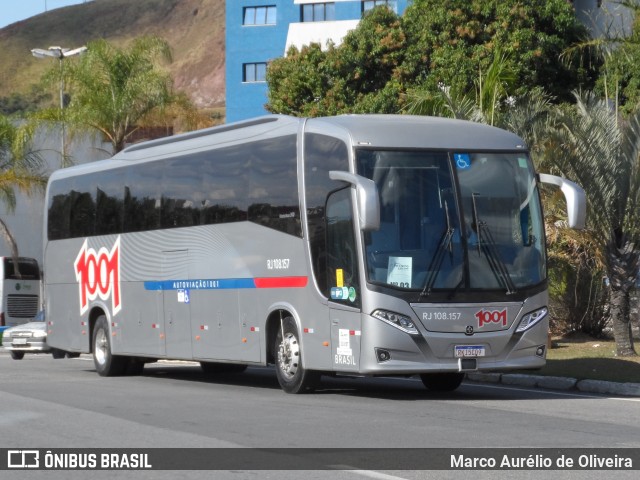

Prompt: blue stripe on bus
xmin=143 ymin=277 xmax=308 ymax=291
xmin=144 ymin=278 xmax=255 ymax=291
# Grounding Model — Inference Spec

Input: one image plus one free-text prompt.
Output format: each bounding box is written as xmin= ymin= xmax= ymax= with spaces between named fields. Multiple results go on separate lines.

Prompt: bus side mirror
xmin=538 ymin=173 xmax=587 ymax=229
xmin=329 ymin=171 xmax=380 ymax=231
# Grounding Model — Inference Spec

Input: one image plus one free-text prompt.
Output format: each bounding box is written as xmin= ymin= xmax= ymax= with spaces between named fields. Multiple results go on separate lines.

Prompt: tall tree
xmin=266 ymin=0 xmax=591 ymax=116
xmin=402 ymin=0 xmax=590 ymax=102
xmin=552 ymin=93 xmax=640 ymax=356
xmin=267 ymin=7 xmax=406 ymax=116
xmin=41 ymin=36 xmax=201 ymax=155
xmin=0 ymin=113 xmax=46 ymax=262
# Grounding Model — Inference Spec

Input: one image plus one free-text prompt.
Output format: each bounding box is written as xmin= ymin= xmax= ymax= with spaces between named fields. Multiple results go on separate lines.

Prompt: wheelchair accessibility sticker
xmin=454 ymin=153 xmax=471 ymax=170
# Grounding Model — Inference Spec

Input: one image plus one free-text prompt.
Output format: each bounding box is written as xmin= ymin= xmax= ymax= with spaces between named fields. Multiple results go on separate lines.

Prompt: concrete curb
xmin=466 ymin=372 xmax=640 ymax=397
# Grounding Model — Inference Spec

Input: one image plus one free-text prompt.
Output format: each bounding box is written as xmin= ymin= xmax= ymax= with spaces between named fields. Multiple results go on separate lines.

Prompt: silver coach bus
xmin=43 ymin=115 xmax=585 ymax=393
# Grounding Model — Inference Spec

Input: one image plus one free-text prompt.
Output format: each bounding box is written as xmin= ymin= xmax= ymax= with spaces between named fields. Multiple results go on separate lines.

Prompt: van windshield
xmin=4 ymin=258 xmax=41 ymax=280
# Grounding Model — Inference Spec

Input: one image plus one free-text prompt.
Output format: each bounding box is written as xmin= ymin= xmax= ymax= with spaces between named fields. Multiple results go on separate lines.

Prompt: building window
xmin=243 ymin=5 xmax=277 ymax=25
xmin=244 ymin=63 xmax=268 ymax=83
xmin=362 ymin=0 xmax=397 ymax=13
xmin=301 ymin=3 xmax=336 ymax=22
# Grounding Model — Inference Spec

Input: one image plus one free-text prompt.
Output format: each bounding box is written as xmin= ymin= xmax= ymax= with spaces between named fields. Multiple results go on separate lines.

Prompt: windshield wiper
xmin=421 ymin=200 xmax=454 ymax=297
xmin=472 ymin=193 xmax=516 ymax=295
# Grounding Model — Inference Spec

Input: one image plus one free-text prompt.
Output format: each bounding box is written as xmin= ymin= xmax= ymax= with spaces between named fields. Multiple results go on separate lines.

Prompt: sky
xmin=0 ymin=0 xmax=89 ymax=29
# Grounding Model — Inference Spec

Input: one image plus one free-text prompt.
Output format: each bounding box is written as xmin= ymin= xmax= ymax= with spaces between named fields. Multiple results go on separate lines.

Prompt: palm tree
xmin=552 ymin=93 xmax=639 ymax=356
xmin=404 ymin=50 xmax=517 ymax=126
xmin=40 ymin=36 xmax=202 ymax=156
xmin=405 ymin=60 xmax=617 ymax=345
xmin=0 ymin=113 xmax=47 ymax=263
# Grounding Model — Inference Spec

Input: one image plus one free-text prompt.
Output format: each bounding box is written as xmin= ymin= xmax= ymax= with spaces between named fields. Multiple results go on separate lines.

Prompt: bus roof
xmin=48 ymin=114 xmax=527 ymax=182
xmin=306 ymin=114 xmax=527 ymax=151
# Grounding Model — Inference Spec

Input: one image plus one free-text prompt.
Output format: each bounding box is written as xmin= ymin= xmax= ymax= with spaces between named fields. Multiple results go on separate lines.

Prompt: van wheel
xmin=420 ymin=372 xmax=465 ymax=392
xmin=274 ymin=317 xmax=319 ymax=393
xmin=93 ymin=315 xmax=127 ymax=376
xmin=10 ymin=351 xmax=24 ymax=360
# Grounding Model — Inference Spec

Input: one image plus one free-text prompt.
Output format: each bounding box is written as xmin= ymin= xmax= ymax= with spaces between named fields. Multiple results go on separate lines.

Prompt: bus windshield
xmin=357 ymin=149 xmax=546 ymax=294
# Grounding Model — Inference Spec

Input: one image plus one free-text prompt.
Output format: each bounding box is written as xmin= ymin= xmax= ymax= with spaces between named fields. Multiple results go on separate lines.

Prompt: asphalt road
xmin=0 ymin=352 xmax=638 ymax=480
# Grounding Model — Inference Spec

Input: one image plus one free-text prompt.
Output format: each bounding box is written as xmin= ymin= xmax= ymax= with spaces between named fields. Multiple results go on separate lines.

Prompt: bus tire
xmin=274 ymin=316 xmax=319 ymax=394
xmin=51 ymin=348 xmax=66 ymax=359
xmin=92 ymin=316 xmax=127 ymax=376
xmin=125 ymin=359 xmax=145 ymax=376
xmin=420 ymin=372 xmax=464 ymax=392
xmin=200 ymin=362 xmax=247 ymax=374
xmin=10 ymin=351 xmax=24 ymax=360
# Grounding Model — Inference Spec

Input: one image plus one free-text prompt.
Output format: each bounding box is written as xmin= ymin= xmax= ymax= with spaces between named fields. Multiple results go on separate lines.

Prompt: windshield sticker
xmin=348 ymin=287 xmax=357 ymax=302
xmin=387 ymin=256 xmax=412 ymax=288
xmin=518 ymin=157 xmax=528 ymax=168
xmin=331 ymin=286 xmax=350 ymax=300
xmin=336 ymin=268 xmax=344 ymax=288
xmin=454 ymin=153 xmax=471 ymax=170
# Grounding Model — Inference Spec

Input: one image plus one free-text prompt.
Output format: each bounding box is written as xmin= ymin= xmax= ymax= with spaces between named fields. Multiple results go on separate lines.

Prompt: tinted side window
xmin=161 ymin=158 xmax=202 ymax=229
xmin=246 ymin=135 xmax=301 ymax=236
xmin=68 ymin=175 xmax=96 ymax=238
xmin=326 ymin=188 xmax=360 ymax=307
xmin=96 ymin=171 xmax=124 ymax=235
xmin=198 ymin=144 xmax=249 ymax=225
xmin=47 ymin=178 xmax=73 ymax=240
xmin=304 ymin=133 xmax=350 ymax=296
xmin=47 ymin=136 xmax=301 ymax=239
xmin=124 ymin=164 xmax=161 ymax=232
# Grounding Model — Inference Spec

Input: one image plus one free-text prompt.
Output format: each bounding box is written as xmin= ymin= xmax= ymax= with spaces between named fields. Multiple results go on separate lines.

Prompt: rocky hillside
xmin=0 ymin=0 xmax=225 ymax=109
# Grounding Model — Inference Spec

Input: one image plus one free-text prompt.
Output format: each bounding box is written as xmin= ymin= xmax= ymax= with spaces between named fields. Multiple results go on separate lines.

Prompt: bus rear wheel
xmin=93 ymin=315 xmax=128 ymax=376
xmin=420 ymin=372 xmax=465 ymax=392
xmin=274 ymin=317 xmax=319 ymax=394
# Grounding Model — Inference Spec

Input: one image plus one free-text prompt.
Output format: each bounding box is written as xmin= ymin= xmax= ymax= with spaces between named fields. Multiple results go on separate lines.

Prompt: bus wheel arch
xmin=91 ymin=313 xmax=127 ymax=376
xmin=88 ymin=306 xmax=107 ymax=354
xmin=269 ymin=311 xmax=320 ymax=394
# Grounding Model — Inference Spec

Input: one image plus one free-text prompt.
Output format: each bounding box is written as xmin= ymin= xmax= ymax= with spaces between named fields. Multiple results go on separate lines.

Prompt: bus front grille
xmin=7 ymin=294 xmax=39 ymax=318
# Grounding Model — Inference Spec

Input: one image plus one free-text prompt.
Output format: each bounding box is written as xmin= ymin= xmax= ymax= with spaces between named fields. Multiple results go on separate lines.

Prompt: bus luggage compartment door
xmin=162 ymin=251 xmax=193 ymax=359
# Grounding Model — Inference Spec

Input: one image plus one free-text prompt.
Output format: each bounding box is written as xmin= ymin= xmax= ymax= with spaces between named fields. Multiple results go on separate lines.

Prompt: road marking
xmin=330 ymin=466 xmax=409 ymax=480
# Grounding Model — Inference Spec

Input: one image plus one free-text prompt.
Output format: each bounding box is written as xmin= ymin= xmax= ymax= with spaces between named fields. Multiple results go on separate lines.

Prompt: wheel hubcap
xmin=277 ymin=332 xmax=300 ymax=379
xmin=95 ymin=329 xmax=108 ymax=366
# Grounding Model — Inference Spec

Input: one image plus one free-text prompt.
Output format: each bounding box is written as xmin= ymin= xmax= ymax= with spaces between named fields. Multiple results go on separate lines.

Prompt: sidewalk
xmin=466 ymin=372 xmax=640 ymax=397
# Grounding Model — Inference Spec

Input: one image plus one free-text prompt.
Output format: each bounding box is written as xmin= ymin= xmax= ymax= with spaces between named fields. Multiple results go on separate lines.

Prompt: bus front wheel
xmin=420 ymin=372 xmax=465 ymax=392
xmin=274 ymin=317 xmax=319 ymax=394
xmin=92 ymin=316 xmax=128 ymax=376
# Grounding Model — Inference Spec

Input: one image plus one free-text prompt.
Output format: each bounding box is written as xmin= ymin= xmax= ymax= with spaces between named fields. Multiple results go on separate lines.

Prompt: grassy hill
xmin=0 ymin=0 xmax=225 ymax=110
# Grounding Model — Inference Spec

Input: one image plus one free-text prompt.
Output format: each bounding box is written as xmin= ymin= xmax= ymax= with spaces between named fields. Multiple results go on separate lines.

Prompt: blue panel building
xmin=225 ymin=1 xmax=411 ymax=123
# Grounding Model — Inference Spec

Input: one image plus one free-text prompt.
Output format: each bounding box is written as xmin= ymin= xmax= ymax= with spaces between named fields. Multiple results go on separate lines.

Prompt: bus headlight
xmin=372 ymin=310 xmax=419 ymax=335
xmin=516 ymin=307 xmax=548 ymax=333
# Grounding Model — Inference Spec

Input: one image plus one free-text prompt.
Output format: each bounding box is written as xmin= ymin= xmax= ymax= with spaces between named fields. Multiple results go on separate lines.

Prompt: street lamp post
xmin=31 ymin=45 xmax=87 ymax=166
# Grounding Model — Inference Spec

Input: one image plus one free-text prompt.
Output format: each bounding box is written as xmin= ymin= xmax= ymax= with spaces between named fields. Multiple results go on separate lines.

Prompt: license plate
xmin=455 ymin=345 xmax=485 ymax=358
xmin=12 ymin=338 xmax=28 ymax=345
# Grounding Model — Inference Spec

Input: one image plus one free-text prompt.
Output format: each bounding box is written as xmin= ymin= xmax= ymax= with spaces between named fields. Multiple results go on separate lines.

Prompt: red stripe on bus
xmin=254 ymin=276 xmax=308 ymax=288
